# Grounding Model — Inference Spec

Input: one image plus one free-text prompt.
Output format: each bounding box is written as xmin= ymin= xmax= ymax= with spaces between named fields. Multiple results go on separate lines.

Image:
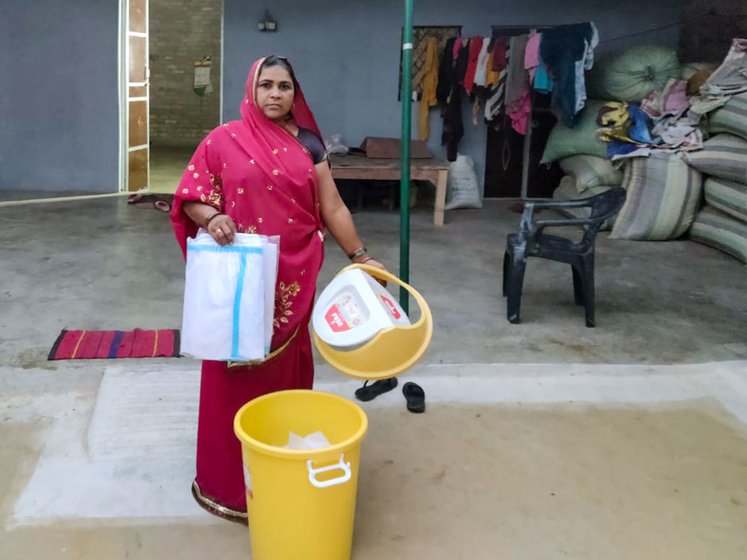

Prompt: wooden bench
xmin=329 ymin=154 xmax=449 ymax=226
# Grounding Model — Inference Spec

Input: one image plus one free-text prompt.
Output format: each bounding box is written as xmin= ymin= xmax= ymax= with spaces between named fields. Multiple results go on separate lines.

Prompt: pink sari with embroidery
xmin=171 ymin=57 xmax=326 ymax=517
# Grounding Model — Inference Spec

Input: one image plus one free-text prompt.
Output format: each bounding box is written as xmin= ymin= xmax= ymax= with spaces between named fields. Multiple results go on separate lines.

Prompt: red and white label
xmin=380 ymin=295 xmax=401 ymax=319
xmin=325 ymin=305 xmax=351 ymax=332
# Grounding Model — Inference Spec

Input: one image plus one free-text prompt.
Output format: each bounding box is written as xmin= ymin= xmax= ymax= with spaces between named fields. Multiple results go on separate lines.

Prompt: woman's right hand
xmin=207 ymin=213 xmax=237 ymax=245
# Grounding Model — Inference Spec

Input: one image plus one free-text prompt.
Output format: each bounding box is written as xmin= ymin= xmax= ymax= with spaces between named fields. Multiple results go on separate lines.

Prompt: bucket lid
xmin=312 ymin=268 xmax=410 ymax=349
xmin=311 ymin=264 xmax=433 ymax=380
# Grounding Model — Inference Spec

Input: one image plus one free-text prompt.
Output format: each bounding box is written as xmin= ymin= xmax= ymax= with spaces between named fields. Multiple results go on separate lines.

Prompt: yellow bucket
xmin=234 ymin=390 xmax=368 ymax=560
xmin=312 ymin=264 xmax=433 ymax=380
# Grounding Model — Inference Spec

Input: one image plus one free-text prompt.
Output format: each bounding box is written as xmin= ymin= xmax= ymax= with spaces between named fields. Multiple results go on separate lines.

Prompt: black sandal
xmin=402 ymin=382 xmax=426 ymax=413
xmin=354 ymin=378 xmax=398 ymax=402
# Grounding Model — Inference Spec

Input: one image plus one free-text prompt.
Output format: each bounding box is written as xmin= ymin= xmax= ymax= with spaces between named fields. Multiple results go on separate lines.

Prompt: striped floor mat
xmin=48 ymin=329 xmax=180 ymax=360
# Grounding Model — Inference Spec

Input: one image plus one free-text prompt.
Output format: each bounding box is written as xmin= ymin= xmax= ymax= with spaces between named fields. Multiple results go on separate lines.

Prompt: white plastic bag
xmin=283 ymin=431 xmax=331 ymax=450
xmin=445 ymin=154 xmax=483 ymax=210
xmin=324 ymin=133 xmax=349 ymax=155
xmin=181 ymin=231 xmax=279 ymax=361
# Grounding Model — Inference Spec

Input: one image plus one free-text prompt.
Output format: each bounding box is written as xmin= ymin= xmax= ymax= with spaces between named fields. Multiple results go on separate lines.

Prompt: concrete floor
xmin=149 ymin=146 xmax=194 ymax=195
xmin=1 ymin=196 xmax=746 ymax=558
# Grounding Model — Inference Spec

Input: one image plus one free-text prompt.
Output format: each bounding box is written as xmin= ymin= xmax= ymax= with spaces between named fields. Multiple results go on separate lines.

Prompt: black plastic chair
xmin=502 ymin=187 xmax=626 ymax=327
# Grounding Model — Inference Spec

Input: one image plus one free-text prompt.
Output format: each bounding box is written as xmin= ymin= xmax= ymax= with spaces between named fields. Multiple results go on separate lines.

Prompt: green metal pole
xmin=399 ymin=0 xmax=413 ymax=313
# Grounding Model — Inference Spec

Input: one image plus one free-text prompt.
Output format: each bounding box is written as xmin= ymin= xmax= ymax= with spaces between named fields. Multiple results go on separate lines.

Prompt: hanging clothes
xmin=574 ymin=23 xmax=599 ymax=113
xmin=491 ymin=37 xmax=509 ymax=71
xmin=418 ymin=36 xmax=440 ymax=140
xmin=540 ymin=22 xmax=596 ymax=127
xmin=504 ymin=34 xmax=532 ymax=135
xmin=437 ymin=36 xmax=457 ymax=106
xmin=439 ymin=37 xmax=468 ymax=161
xmin=473 ymin=38 xmax=491 ymax=89
xmin=524 ymin=31 xmax=541 ymax=83
xmin=485 ymin=39 xmax=501 ymax=88
xmin=455 ymin=39 xmax=470 ymax=87
xmin=504 ymin=35 xmax=530 ymax=109
xmin=533 ymin=53 xmax=553 ymax=93
xmin=452 ymin=37 xmax=463 ymax=61
xmin=442 ymin=86 xmax=464 ymax=161
xmin=507 ymin=89 xmax=532 ymax=135
xmin=485 ymin=75 xmax=506 ymax=122
xmin=484 ymin=38 xmax=509 ymax=123
xmin=463 ymin=37 xmax=484 ymax=94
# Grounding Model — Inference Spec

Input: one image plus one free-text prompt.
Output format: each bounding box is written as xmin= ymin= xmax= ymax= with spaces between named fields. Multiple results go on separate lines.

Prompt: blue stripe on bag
xmin=187 ymin=241 xmax=264 ymax=361
xmin=231 ymin=252 xmax=249 ymax=360
xmin=189 ymin=245 xmax=263 ymax=255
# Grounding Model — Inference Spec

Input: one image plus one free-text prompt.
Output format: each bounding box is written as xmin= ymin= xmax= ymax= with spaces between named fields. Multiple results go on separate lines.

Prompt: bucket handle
xmin=306 ymin=454 xmax=351 ymax=489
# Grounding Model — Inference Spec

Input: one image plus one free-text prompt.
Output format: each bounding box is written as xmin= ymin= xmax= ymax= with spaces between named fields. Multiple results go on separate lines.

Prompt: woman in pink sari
xmin=171 ymin=55 xmax=384 ymax=522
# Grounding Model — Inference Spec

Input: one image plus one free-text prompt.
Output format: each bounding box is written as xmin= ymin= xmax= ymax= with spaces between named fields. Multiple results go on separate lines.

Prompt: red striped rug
xmin=48 ymin=329 xmax=180 ymax=360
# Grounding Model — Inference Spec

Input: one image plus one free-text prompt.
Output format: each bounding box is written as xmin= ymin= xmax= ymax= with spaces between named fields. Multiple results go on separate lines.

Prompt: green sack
xmin=541 ymin=100 xmax=609 ymax=164
xmin=587 ymin=45 xmax=680 ymax=102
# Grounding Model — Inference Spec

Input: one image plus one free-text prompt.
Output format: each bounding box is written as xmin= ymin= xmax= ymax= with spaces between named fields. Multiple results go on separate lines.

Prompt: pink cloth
xmin=452 ymin=37 xmax=463 ymax=60
xmin=171 ymin=56 xmax=326 ymax=514
xmin=641 ymin=79 xmax=690 ymax=119
xmin=663 ymin=80 xmax=689 ymax=113
xmin=524 ymin=32 xmax=541 ymax=82
xmin=507 ymin=89 xmax=532 ymax=135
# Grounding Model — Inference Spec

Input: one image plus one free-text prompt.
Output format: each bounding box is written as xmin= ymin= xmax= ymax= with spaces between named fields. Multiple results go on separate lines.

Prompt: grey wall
xmin=0 ymin=0 xmax=680 ymax=193
xmin=223 ymin=0 xmax=680 ymax=191
xmin=0 ymin=1 xmax=120 ymax=192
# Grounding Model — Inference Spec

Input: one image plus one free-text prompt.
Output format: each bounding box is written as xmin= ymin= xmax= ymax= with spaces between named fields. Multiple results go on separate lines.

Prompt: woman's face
xmin=255 ymin=64 xmax=295 ymax=122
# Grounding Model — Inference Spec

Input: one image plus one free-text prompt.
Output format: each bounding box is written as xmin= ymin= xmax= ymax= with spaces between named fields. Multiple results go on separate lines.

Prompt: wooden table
xmin=329 ymin=154 xmax=449 ymax=226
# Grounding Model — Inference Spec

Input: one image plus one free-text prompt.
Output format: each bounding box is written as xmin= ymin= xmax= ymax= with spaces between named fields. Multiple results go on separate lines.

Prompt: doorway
xmin=121 ymin=0 xmax=223 ymax=194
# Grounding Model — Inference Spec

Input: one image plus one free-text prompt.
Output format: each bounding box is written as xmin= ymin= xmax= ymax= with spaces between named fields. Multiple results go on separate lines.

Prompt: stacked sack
xmin=685 ymin=92 xmax=747 ymax=263
xmin=541 ymin=46 xmax=683 ymax=228
xmin=542 ymin=100 xmax=623 ymax=225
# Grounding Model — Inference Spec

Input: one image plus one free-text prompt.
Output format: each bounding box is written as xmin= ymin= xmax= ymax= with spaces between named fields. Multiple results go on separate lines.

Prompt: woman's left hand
xmin=355 ymin=258 xmax=388 ymax=286
xmin=358 ymin=258 xmax=386 ymax=272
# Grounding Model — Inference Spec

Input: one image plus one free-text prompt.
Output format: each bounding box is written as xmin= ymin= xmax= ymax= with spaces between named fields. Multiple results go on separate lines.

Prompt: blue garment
xmin=607 ymin=140 xmax=639 ymax=159
xmin=627 ymin=105 xmax=654 ymax=145
xmin=574 ymin=24 xmax=598 ymax=113
xmin=540 ymin=22 xmax=595 ymax=127
xmin=533 ymin=55 xmax=553 ymax=93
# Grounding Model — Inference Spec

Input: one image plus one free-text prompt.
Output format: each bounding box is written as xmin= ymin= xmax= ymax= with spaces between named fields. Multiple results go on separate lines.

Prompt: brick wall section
xmin=150 ymin=0 xmax=222 ymax=148
xmin=680 ymin=0 xmax=747 ymax=63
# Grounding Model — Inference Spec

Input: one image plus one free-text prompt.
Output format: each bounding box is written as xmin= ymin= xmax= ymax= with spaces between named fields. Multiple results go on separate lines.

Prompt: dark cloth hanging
xmin=439 ymin=39 xmax=469 ymax=161
xmin=442 ymin=87 xmax=464 ymax=161
xmin=437 ymin=36 xmax=457 ymax=105
xmin=539 ymin=23 xmax=594 ymax=127
xmin=491 ymin=37 xmax=509 ymax=71
xmin=454 ymin=39 xmax=470 ymax=87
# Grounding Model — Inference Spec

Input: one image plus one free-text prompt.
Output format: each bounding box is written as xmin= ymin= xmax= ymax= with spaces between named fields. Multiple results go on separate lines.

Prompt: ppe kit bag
xmin=181 ymin=231 xmax=279 ymax=362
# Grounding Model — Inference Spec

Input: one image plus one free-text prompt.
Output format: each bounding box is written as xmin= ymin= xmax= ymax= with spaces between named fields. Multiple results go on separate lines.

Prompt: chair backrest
xmin=589 ymin=186 xmax=627 ymax=222
xmin=578 ymin=187 xmax=627 ymax=248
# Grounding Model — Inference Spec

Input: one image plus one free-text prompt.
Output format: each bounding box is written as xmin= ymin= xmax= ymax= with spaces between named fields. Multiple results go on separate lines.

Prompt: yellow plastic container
xmin=312 ymin=264 xmax=433 ymax=380
xmin=234 ymin=390 xmax=368 ymax=560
